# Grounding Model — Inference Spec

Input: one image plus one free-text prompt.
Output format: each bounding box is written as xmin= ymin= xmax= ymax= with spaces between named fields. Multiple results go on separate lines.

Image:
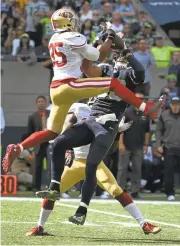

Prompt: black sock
xmin=49 ymin=182 xmax=60 ymax=192
xmin=76 ymin=206 xmax=87 ymax=216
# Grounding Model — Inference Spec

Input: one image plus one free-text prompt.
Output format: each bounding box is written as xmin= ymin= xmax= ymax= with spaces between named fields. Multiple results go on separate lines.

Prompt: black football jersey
xmin=90 ymin=63 xmax=139 ymax=119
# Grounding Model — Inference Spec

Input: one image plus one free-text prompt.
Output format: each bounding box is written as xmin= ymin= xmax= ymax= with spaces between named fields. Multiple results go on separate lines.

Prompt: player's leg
xmin=3 ymin=79 xmax=165 ymax=172
xmin=69 ymin=128 xmax=117 ymax=224
xmin=26 ymin=159 xmax=86 ymax=236
xmin=95 ymin=162 xmax=161 ymax=234
xmin=36 ymin=124 xmax=94 ymax=200
xmin=74 ymin=77 xmax=166 ymax=119
xmin=2 ymin=84 xmax=71 ymax=173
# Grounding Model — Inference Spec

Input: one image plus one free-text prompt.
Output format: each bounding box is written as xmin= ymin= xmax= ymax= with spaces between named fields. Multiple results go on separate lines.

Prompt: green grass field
xmin=1 ymin=197 xmax=180 ymax=246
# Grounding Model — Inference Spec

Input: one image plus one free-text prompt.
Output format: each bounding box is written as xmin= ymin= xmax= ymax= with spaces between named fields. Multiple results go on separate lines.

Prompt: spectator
xmin=16 ymin=33 xmax=35 ymax=63
xmin=25 ymin=0 xmax=39 ymax=45
xmin=134 ymin=39 xmax=155 ymax=96
xmin=0 ymin=107 xmax=5 ymax=134
xmin=4 ymin=25 xmax=22 ymax=55
xmin=130 ymin=39 xmax=138 ymax=52
xmin=40 ymin=9 xmax=54 ymax=37
xmin=92 ymin=10 xmax=102 ymax=34
xmin=117 ymin=93 xmax=150 ymax=198
xmin=26 ymin=95 xmax=50 ymax=190
xmin=122 ymin=23 xmax=133 ymax=48
xmin=136 ymin=22 xmax=156 ymax=48
xmin=102 ymin=2 xmax=112 ymax=23
xmin=156 ymin=97 xmax=180 ymax=201
xmin=151 ymin=37 xmax=180 ymax=67
xmin=16 ymin=0 xmax=29 ymax=10
xmin=31 ymin=35 xmax=50 ymax=62
xmin=137 ymin=10 xmax=149 ymax=29
xmin=1 ymin=14 xmax=18 ymax=49
xmin=80 ymin=0 xmax=93 ymax=23
xmin=55 ymin=0 xmax=77 ymax=12
xmin=4 ymin=25 xmax=35 ymax=56
xmin=81 ymin=19 xmax=96 ymax=44
xmin=1 ymin=0 xmax=11 ymax=14
xmin=111 ymin=11 xmax=124 ymax=33
xmin=168 ymin=51 xmax=180 ymax=76
xmin=90 ymin=0 xmax=102 ymax=10
xmin=160 ymin=74 xmax=179 ymax=109
xmin=114 ymin=0 xmax=136 ymax=24
xmin=32 ymin=0 xmax=50 ymax=46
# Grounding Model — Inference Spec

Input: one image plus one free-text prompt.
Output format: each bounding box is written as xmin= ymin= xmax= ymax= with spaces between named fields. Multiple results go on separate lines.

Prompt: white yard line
xmin=57 ymin=203 xmax=180 ymax=229
xmin=1 ymin=197 xmax=180 ymax=229
xmin=1 ymin=197 xmax=180 ymax=205
xmin=1 ymin=220 xmax=101 ymax=227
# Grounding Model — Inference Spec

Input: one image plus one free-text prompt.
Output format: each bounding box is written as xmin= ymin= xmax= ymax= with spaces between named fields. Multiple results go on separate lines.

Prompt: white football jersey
xmin=49 ymin=32 xmax=87 ymax=81
xmin=69 ymin=103 xmax=91 ymax=159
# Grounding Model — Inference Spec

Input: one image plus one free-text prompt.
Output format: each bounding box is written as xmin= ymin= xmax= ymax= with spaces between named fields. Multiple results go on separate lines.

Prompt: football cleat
xmin=144 ymin=94 xmax=166 ymax=119
xmin=26 ymin=226 xmax=44 ymax=236
xmin=35 ymin=189 xmax=60 ymax=201
xmin=142 ymin=222 xmax=161 ymax=235
xmin=68 ymin=213 xmax=86 ymax=225
xmin=2 ymin=144 xmax=21 ymax=172
xmin=25 ymin=226 xmax=54 ymax=236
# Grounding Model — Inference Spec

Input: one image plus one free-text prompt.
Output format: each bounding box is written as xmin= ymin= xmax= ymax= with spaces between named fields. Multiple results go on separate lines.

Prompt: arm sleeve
xmin=74 ymin=44 xmax=100 ymax=61
xmin=125 ymin=54 xmax=145 ymax=85
xmin=155 ymin=115 xmax=164 ymax=148
xmin=168 ymin=46 xmax=180 ymax=52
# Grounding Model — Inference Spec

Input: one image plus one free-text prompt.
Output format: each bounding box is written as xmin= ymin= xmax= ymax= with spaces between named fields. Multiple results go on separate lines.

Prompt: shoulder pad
xmin=63 ymin=33 xmax=87 ymax=48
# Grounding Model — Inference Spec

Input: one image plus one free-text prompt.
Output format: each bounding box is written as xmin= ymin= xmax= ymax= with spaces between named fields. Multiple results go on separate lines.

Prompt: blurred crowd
xmin=1 ymin=0 xmax=180 ymax=67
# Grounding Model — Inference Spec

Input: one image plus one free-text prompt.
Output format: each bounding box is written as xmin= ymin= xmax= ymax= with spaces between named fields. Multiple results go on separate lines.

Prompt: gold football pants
xmin=60 ymin=158 xmax=123 ymax=198
xmin=48 ymin=78 xmax=111 ymax=133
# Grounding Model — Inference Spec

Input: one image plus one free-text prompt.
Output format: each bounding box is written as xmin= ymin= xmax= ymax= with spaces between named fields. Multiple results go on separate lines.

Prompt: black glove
xmin=106 ymin=29 xmax=116 ymax=40
xmin=65 ymin=150 xmax=74 ymax=167
xmin=92 ymin=32 xmax=108 ymax=47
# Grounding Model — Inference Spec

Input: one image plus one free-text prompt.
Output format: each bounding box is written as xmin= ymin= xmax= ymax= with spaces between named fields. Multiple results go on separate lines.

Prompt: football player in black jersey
xmin=36 ymin=35 xmax=164 ymax=232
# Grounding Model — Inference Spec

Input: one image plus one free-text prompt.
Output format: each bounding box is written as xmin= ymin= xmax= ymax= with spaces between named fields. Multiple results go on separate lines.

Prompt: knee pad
xmin=109 ymin=184 xmax=123 ymax=197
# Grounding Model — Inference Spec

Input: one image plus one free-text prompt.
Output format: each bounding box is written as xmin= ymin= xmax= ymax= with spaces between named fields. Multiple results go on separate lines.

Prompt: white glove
xmin=118 ymin=116 xmax=133 ymax=132
xmin=106 ymin=21 xmax=116 ymax=32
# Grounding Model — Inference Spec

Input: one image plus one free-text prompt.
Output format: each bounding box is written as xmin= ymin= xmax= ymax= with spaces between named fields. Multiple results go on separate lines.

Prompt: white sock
xmin=51 ymin=180 xmax=60 ymax=185
xmin=80 ymin=202 xmax=88 ymax=209
xmin=19 ymin=144 xmax=24 ymax=153
xmin=38 ymin=208 xmax=52 ymax=228
xmin=124 ymin=203 xmax=145 ymax=227
xmin=139 ymin=102 xmax=146 ymax=112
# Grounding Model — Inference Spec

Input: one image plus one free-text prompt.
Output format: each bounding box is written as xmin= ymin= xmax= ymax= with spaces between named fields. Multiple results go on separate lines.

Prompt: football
xmin=112 ymin=32 xmax=125 ymax=51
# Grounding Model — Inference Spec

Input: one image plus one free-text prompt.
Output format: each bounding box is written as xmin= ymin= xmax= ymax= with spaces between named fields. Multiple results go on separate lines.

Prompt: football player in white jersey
xmin=26 ymin=102 xmax=161 ymax=236
xmin=2 ymin=8 xmax=166 ymax=174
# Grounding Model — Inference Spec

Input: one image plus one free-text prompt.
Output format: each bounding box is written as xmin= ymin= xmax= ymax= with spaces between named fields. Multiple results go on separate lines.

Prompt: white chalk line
xmin=1 ymin=196 xmax=180 ymax=205
xmin=1 ymin=197 xmax=180 ymax=229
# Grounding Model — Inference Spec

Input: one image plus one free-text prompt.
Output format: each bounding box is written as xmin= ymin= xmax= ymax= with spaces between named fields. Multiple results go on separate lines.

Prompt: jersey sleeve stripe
xmin=70 ymin=41 xmax=87 ymax=48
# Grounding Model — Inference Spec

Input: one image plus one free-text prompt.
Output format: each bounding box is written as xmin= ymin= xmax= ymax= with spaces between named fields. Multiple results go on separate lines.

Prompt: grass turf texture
xmin=1 ymin=198 xmax=180 ymax=246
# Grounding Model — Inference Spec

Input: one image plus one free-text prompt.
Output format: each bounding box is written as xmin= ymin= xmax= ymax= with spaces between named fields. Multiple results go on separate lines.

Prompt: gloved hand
xmin=65 ymin=150 xmax=74 ymax=167
xmin=118 ymin=116 xmax=133 ymax=132
xmin=106 ymin=28 xmax=116 ymax=41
